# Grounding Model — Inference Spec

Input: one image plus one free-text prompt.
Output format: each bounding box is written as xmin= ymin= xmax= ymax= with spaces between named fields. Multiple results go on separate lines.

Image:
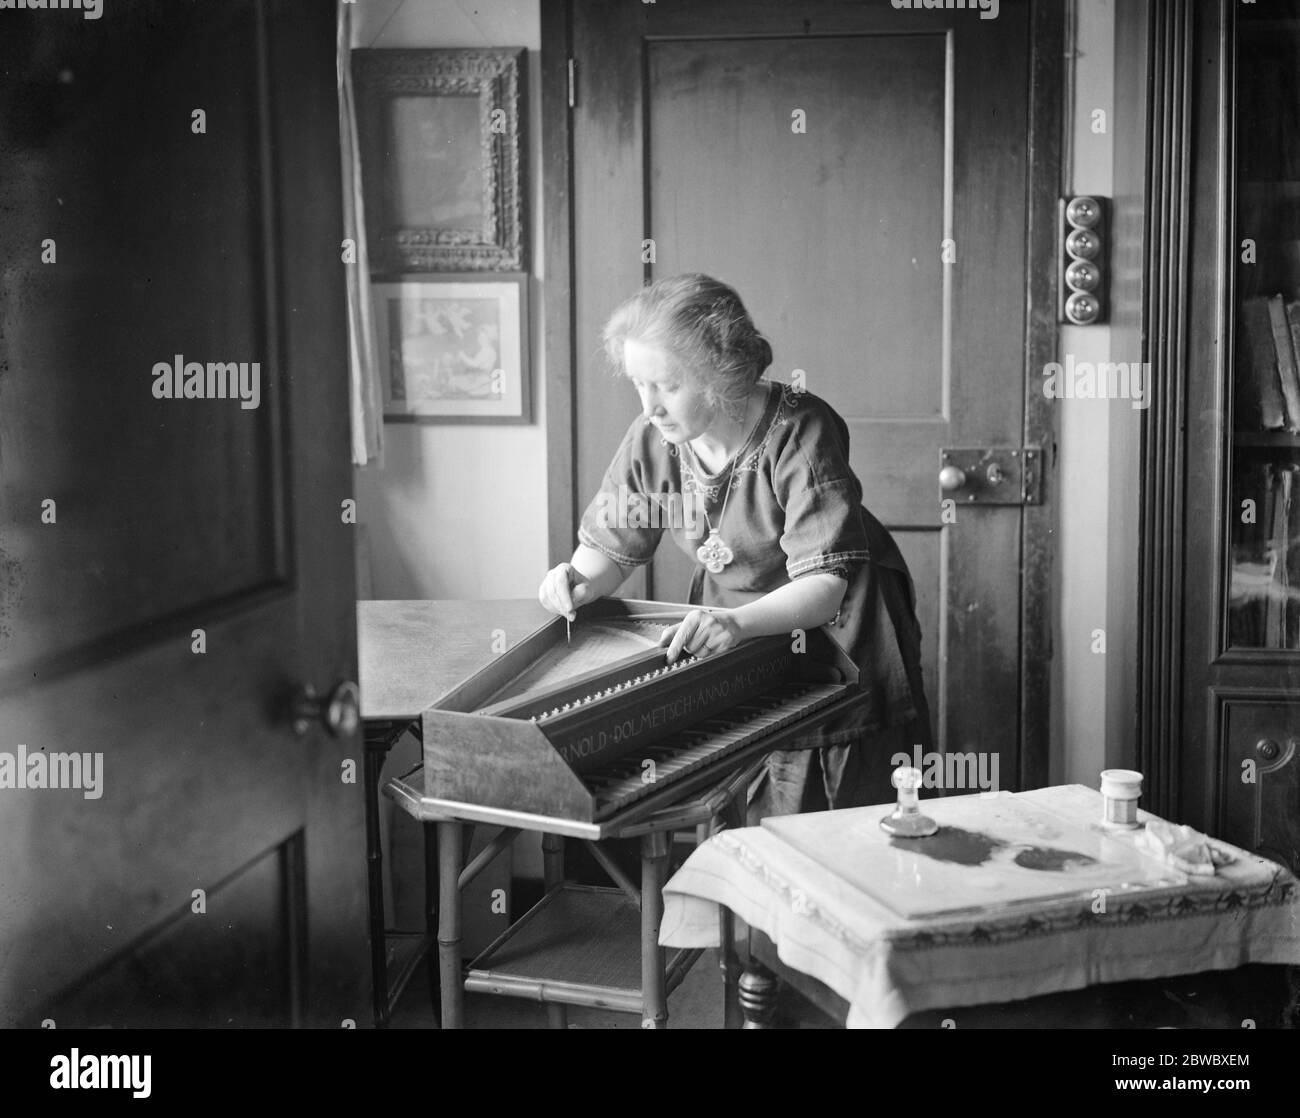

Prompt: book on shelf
xmin=1288 ymin=465 xmax=1300 ymax=647
xmin=1285 ymin=300 xmax=1300 ymax=432
xmin=1281 ymin=241 xmax=1300 ymax=297
xmin=1237 ymin=295 xmax=1289 ymax=431
xmin=1231 ymin=460 xmax=1265 ymax=647
xmin=1268 ymin=295 xmax=1300 ymax=432
xmin=1230 ymin=459 xmax=1300 ymax=649
xmin=1266 ymin=464 xmax=1291 ymax=647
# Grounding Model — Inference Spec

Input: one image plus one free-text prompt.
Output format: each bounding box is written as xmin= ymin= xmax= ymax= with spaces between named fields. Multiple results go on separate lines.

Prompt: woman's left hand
xmin=658 ymin=609 xmax=744 ymax=662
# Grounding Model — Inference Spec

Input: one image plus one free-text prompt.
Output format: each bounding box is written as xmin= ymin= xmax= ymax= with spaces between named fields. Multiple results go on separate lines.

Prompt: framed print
xmin=372 ymin=274 xmax=530 ymax=424
xmin=352 ymin=48 xmax=527 ymax=273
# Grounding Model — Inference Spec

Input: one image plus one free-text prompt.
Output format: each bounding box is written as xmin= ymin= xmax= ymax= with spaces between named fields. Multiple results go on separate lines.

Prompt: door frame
xmin=541 ymin=0 xmax=1064 ymax=789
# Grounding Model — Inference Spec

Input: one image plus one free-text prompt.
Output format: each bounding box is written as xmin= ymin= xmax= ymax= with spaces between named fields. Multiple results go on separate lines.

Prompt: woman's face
xmin=623 ymin=338 xmax=715 ymax=443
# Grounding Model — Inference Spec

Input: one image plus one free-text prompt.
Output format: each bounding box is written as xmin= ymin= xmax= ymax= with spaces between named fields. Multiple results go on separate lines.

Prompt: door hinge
xmin=567 ymin=58 xmax=576 ymax=109
xmin=939 ymin=447 xmax=1043 ymax=506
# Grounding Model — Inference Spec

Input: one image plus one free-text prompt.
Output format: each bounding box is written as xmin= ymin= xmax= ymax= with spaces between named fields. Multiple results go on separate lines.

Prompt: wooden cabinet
xmin=1160 ymin=0 xmax=1300 ymax=871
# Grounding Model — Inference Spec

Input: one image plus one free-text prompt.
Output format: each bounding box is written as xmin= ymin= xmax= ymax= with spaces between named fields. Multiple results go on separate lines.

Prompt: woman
xmin=538 ymin=274 xmax=931 ymax=820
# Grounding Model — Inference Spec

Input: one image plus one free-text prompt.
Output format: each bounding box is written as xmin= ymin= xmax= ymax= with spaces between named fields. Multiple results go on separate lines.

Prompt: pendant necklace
xmin=684 ymin=442 xmax=739 ymax=575
xmin=682 ymin=389 xmax=766 ymax=575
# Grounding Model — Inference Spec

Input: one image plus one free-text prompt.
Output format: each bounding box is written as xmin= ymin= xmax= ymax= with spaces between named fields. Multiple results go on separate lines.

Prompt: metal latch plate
xmin=939 ymin=447 xmax=1043 ymax=506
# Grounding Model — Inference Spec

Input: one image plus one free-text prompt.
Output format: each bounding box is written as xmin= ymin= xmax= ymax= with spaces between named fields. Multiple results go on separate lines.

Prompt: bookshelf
xmin=1152 ymin=0 xmax=1300 ymax=877
xmin=1229 ymin=6 xmax=1300 ymax=653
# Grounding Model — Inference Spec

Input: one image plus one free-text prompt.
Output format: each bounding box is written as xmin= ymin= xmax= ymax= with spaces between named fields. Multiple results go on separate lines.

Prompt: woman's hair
xmin=602 ymin=274 xmax=774 ymax=420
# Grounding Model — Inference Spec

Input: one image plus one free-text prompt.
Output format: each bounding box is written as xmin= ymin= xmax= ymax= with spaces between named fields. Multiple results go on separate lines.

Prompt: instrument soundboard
xmin=416 ymin=599 xmax=864 ymax=831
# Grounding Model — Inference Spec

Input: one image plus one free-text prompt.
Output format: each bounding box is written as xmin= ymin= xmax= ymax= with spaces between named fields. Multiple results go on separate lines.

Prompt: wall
xmin=1050 ymin=0 xmax=1145 ymax=785
xmin=1105 ymin=0 xmax=1148 ymax=775
xmin=352 ymin=0 xmax=548 ymax=602
xmin=350 ymin=0 xmax=548 ymax=891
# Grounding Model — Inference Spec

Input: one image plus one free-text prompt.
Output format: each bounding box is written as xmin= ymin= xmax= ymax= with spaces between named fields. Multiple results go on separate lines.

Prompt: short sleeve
xmin=775 ymin=398 xmax=871 ymax=581
xmin=576 ymin=421 xmax=666 ymax=569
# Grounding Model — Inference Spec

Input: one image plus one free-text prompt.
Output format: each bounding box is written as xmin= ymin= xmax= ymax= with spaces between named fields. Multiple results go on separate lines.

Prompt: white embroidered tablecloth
xmin=659 ymin=784 xmax=1300 ymax=1028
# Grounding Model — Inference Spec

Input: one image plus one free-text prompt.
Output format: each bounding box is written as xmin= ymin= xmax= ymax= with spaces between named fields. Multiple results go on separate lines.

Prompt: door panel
xmin=571 ymin=0 xmax=1033 ymax=786
xmin=1 ymin=4 xmax=285 ymax=679
xmin=648 ymin=34 xmax=949 ymax=424
xmin=1218 ymin=698 xmax=1300 ymax=871
xmin=41 ymin=837 xmax=304 ymax=1029
xmin=0 ymin=0 xmax=365 ymax=1026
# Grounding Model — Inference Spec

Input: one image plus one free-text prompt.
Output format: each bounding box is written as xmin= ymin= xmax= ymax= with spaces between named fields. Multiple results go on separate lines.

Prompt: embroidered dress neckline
xmin=687 ymin=381 xmax=782 ymax=485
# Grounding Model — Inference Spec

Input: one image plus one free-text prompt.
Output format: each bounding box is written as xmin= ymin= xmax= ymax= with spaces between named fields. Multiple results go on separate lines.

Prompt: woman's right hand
xmin=538 ymin=562 xmax=593 ymax=621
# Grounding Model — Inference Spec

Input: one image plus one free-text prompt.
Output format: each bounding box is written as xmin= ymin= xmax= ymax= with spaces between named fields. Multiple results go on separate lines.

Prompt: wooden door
xmin=561 ymin=0 xmax=1054 ymax=788
xmin=0 ymin=0 xmax=366 ymax=1026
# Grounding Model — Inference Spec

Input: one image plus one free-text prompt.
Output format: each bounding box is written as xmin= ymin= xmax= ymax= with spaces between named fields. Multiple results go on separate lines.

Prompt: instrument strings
xmin=530 ymin=652 xmax=700 ymax=722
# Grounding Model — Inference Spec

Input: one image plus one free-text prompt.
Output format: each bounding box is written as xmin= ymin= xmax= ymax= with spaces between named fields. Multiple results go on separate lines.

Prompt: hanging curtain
xmin=337 ymin=0 xmax=383 ymax=466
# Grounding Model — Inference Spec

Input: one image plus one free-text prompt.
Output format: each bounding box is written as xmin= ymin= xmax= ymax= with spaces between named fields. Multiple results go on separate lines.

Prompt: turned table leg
xmin=640 ymin=830 xmax=671 ymax=1029
xmin=739 ymin=960 xmax=780 ymax=1029
xmin=437 ymin=821 xmax=465 ymax=1029
xmin=541 ymin=832 xmax=568 ymax=1029
xmin=715 ymin=797 xmax=745 ymax=1029
xmin=423 ymin=822 xmax=439 ymax=1017
xmin=363 ymin=737 xmax=390 ymax=1028
xmin=720 ymin=907 xmax=743 ymax=1029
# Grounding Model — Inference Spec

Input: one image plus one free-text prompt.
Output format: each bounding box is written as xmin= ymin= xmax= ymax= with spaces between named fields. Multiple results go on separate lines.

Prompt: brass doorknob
xmin=292 ymin=680 xmax=361 ymax=737
xmin=939 ymin=465 xmax=967 ymax=492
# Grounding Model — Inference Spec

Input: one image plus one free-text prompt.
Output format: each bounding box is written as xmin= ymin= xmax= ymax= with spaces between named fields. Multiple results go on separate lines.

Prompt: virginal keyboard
xmin=587 ymin=681 xmax=845 ymax=813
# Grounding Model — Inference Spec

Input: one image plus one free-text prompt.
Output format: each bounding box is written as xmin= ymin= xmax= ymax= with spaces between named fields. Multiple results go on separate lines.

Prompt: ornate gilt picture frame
xmin=352 ymin=48 xmax=527 ymax=273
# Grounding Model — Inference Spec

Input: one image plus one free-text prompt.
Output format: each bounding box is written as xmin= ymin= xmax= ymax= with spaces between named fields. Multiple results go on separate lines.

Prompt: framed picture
xmin=372 ymin=274 xmax=530 ymax=424
xmin=352 ymin=48 xmax=526 ymax=273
